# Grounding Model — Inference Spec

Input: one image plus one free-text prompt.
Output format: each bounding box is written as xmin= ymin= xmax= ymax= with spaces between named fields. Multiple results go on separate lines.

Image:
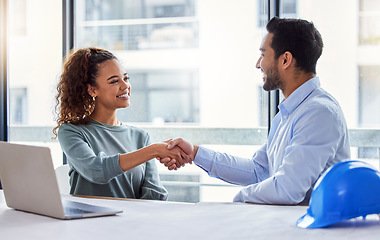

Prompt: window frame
xmin=0 ymin=0 xmax=8 ymax=143
xmin=0 ymin=0 xmax=8 ymax=189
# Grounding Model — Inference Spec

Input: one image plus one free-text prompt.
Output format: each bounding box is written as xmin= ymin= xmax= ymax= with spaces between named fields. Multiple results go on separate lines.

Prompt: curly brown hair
xmin=52 ymin=47 xmax=117 ymax=139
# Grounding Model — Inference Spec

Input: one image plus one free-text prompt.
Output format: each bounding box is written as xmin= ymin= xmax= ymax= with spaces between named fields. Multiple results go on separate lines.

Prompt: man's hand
xmin=153 ymin=141 xmax=190 ymax=170
xmin=157 ymin=138 xmax=198 ymax=171
xmin=167 ymin=138 xmax=198 ymax=161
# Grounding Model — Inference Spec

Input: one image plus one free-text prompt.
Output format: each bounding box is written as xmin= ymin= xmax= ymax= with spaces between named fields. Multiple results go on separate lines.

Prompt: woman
xmin=53 ymin=47 xmax=187 ymax=200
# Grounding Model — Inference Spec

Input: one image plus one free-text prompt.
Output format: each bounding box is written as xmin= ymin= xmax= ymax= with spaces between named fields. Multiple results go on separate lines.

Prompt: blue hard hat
xmin=297 ymin=160 xmax=380 ymax=228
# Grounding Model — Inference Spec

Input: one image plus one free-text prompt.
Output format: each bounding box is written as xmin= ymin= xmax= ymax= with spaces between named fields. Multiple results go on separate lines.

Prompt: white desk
xmin=0 ymin=190 xmax=379 ymax=240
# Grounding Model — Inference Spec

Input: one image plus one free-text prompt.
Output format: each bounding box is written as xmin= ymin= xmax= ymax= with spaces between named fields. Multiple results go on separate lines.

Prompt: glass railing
xmin=9 ymin=125 xmax=380 ymax=147
xmin=8 ymin=126 xmax=380 ymax=202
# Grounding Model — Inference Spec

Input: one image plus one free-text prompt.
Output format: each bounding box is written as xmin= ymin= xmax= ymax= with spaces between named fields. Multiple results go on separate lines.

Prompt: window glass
xmin=358 ymin=0 xmax=380 ymax=128
xmin=9 ymin=88 xmax=28 ymax=124
xmin=284 ymin=0 xmax=380 ymax=164
xmin=75 ymin=0 xmax=267 ymax=129
xmin=8 ymin=0 xmax=62 ymax=127
xmin=359 ymin=0 xmax=380 ymax=45
xmin=75 ymin=0 xmax=198 ymax=50
xmin=74 ymin=0 xmax=268 ymax=202
xmin=6 ymin=0 xmax=379 ymax=203
xmin=281 ymin=0 xmax=297 ymax=18
xmin=7 ymin=0 xmax=63 ymax=165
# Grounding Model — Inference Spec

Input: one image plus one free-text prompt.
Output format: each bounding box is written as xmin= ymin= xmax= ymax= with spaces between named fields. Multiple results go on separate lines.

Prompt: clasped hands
xmin=155 ymin=138 xmax=197 ymax=170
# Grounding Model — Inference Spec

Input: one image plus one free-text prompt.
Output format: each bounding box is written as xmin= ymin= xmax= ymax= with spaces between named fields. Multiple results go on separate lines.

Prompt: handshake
xmin=155 ymin=138 xmax=199 ymax=171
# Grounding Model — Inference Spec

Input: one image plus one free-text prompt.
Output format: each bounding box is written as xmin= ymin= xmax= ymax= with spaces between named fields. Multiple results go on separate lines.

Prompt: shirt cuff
xmin=194 ymin=146 xmax=215 ymax=172
xmin=233 ymin=191 xmax=243 ymax=202
xmin=103 ymin=153 xmax=125 ymax=181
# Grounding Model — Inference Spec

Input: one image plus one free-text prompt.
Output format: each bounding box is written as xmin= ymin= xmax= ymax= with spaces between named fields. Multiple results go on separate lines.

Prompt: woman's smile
xmin=117 ymin=92 xmax=129 ymax=100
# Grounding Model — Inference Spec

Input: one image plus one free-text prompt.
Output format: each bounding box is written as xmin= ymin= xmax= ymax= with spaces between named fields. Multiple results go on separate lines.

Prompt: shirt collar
xmin=279 ymin=77 xmax=320 ymax=117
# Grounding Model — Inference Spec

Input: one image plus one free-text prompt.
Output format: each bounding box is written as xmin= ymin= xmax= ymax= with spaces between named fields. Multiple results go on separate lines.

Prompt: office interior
xmin=1 ymin=1 xmax=380 ymax=239
xmin=0 ymin=0 xmax=380 ymax=203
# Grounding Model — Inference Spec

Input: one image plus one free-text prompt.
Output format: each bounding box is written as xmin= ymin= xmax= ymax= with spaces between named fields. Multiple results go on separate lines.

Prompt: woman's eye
xmin=111 ymin=80 xmax=118 ymax=84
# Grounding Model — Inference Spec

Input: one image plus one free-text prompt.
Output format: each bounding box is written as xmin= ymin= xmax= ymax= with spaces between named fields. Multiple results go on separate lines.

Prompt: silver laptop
xmin=0 ymin=141 xmax=122 ymax=219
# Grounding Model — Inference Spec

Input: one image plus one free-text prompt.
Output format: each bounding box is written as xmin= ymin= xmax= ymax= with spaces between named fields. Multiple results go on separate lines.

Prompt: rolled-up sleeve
xmin=140 ymin=134 xmax=168 ymax=200
xmin=58 ymin=124 xmax=124 ymax=184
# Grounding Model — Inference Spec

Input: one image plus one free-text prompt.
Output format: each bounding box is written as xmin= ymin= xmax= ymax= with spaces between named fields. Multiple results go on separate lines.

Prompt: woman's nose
xmin=121 ymin=80 xmax=131 ymax=90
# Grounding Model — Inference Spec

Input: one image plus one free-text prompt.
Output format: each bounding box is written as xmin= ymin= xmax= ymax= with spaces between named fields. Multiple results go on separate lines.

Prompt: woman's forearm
xmin=118 ymin=143 xmax=185 ymax=171
xmin=118 ymin=144 xmax=158 ymax=171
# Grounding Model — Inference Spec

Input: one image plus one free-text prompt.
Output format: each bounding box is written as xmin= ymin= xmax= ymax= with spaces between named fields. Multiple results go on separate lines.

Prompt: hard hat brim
xmin=297 ymin=213 xmax=317 ymax=228
xmin=296 ymin=212 xmax=338 ymax=229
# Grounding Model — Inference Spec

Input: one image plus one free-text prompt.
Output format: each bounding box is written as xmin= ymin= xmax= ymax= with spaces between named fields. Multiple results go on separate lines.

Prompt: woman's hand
xmin=156 ymin=138 xmax=198 ymax=171
xmin=158 ymin=157 xmax=178 ymax=171
xmin=153 ymin=142 xmax=191 ymax=170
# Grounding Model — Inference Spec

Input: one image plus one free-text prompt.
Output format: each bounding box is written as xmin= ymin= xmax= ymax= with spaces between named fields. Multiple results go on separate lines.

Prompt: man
xmin=162 ymin=17 xmax=350 ymax=205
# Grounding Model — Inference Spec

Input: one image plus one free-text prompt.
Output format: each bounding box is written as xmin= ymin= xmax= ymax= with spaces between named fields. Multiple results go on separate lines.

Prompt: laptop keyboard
xmin=64 ymin=207 xmax=94 ymax=215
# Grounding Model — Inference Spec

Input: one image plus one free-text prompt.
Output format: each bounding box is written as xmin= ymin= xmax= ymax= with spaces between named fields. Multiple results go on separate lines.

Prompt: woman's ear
xmin=87 ymin=84 xmax=96 ymax=98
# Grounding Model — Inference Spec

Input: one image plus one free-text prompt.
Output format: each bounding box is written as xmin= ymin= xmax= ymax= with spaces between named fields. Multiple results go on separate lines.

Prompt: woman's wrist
xmin=148 ymin=143 xmax=161 ymax=159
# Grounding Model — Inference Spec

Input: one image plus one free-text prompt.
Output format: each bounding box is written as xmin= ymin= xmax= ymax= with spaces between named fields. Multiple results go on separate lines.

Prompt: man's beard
xmin=263 ymin=66 xmax=283 ymax=91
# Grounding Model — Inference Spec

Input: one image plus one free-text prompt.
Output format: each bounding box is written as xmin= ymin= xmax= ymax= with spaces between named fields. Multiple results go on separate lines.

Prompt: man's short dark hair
xmin=266 ymin=17 xmax=323 ymax=74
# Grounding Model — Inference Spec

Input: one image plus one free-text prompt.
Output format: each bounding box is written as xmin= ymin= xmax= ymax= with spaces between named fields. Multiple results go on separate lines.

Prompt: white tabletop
xmin=0 ymin=190 xmax=379 ymax=240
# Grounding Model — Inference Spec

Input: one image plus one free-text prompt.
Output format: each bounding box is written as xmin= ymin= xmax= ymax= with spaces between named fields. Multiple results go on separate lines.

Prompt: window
xmin=117 ymin=70 xmax=199 ymax=123
xmin=358 ymin=0 xmax=380 ymax=129
xmin=258 ymin=0 xmax=268 ymax=27
xmin=75 ymin=0 xmax=267 ymax=128
xmin=285 ymin=0 xmax=380 ymax=162
xmin=359 ymin=0 xmax=380 ymax=45
xmin=359 ymin=65 xmax=380 ymax=127
xmin=9 ymin=0 xmax=27 ymax=36
xmin=7 ymin=0 xmax=63 ymax=164
xmin=358 ymin=0 xmax=380 ymax=160
xmin=75 ymin=0 xmax=198 ymax=50
xmin=9 ymin=88 xmax=27 ymax=125
xmin=3 ymin=0 xmax=379 ymax=200
xmin=8 ymin=0 xmax=62 ymax=127
xmin=280 ymin=0 xmax=297 ymax=18
xmin=258 ymin=0 xmax=297 ymax=27
xmin=74 ymin=0 xmax=267 ymax=202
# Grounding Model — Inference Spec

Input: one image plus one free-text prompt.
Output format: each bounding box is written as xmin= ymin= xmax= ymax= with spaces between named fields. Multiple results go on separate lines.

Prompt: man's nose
xmin=256 ymin=57 xmax=262 ymax=69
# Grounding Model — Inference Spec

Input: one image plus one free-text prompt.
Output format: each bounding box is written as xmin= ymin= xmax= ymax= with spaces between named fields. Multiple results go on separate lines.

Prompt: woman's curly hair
xmin=52 ymin=47 xmax=117 ymax=139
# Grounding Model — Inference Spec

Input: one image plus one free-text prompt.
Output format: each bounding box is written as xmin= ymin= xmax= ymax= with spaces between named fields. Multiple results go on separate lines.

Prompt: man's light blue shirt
xmin=194 ymin=77 xmax=350 ymax=204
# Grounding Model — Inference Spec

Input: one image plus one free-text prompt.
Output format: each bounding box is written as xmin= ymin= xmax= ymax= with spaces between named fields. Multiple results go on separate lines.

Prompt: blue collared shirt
xmin=194 ymin=77 xmax=350 ymax=204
